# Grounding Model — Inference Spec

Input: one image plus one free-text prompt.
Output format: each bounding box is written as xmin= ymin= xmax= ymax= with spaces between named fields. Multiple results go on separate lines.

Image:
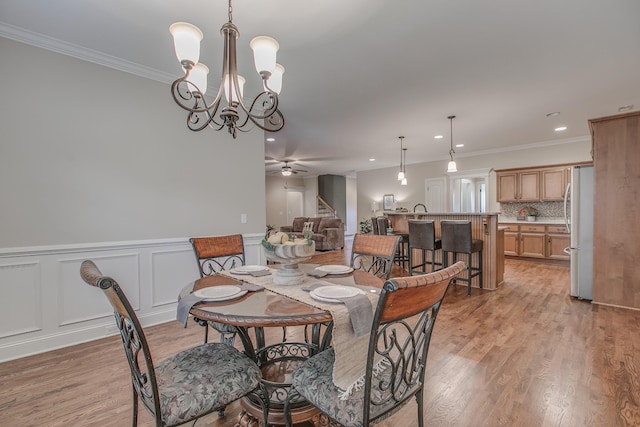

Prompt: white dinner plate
xmin=310 ymin=285 xmax=364 ymax=303
xmin=230 ymin=265 xmax=268 ymax=275
xmin=193 ymin=285 xmax=244 ymax=301
xmin=315 ymin=265 xmax=353 ymax=274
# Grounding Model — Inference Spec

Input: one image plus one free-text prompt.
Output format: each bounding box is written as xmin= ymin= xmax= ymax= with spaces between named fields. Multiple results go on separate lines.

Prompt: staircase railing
xmin=316 ymin=195 xmax=337 ymax=218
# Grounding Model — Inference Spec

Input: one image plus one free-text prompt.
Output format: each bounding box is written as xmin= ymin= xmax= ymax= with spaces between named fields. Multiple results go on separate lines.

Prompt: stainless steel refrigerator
xmin=564 ymin=165 xmax=594 ymax=300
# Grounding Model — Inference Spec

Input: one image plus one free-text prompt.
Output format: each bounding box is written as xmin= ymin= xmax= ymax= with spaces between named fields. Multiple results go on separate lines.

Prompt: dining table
xmin=179 ymin=263 xmax=384 ymax=427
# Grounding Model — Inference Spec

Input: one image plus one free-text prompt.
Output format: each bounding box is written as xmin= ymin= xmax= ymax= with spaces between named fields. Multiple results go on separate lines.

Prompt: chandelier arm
xmin=186 ymin=104 xmax=226 ymax=132
xmin=170 ymin=60 xmax=225 ymax=113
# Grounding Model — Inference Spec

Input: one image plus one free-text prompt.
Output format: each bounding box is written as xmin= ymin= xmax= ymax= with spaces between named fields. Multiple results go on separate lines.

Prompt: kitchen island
xmin=384 ymin=211 xmax=504 ymax=290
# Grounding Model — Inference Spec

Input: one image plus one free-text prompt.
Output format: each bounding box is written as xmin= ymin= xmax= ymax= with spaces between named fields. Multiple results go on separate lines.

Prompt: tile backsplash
xmin=500 ymin=201 xmax=565 ymax=218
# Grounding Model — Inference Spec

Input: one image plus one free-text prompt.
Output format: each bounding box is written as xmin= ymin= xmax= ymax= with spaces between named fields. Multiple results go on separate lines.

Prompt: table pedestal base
xmin=238 ymin=398 xmax=320 ymax=426
xmin=273 ymin=264 xmax=305 ymax=285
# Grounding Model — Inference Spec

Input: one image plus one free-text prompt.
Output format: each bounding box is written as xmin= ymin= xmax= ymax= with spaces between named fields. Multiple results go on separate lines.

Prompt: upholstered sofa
xmin=280 ymin=217 xmax=345 ymax=251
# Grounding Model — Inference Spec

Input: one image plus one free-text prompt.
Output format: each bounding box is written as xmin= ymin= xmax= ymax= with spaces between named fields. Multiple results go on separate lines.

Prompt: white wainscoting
xmin=0 ymin=233 xmax=266 ymax=363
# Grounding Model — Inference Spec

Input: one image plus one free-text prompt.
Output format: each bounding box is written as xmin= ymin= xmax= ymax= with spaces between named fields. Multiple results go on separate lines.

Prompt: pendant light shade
xmin=447 ymin=115 xmax=458 ymax=173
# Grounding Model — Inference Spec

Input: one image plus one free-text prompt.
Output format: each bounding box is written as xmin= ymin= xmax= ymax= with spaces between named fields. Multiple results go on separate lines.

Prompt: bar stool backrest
xmin=408 ymin=220 xmax=438 ymax=250
xmin=376 ymin=217 xmax=389 ymax=235
xmin=370 ymin=217 xmax=380 ymax=235
xmin=440 ymin=220 xmax=473 ymax=253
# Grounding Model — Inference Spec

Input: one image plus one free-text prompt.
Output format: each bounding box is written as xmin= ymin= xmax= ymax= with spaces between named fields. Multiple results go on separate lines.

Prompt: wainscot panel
xmin=0 ymin=233 xmax=264 ymax=362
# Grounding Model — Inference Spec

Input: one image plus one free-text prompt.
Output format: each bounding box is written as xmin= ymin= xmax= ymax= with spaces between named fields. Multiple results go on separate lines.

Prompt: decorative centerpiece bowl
xmin=262 ymin=232 xmax=315 ymax=285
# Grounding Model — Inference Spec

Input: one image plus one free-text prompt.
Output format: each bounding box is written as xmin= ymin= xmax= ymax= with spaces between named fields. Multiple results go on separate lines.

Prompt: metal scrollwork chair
xmin=80 ymin=260 xmax=268 ymax=427
xmin=190 ymin=234 xmax=246 ymax=345
xmin=350 ymin=233 xmax=401 ymax=280
xmin=283 ymin=261 xmax=466 ymax=427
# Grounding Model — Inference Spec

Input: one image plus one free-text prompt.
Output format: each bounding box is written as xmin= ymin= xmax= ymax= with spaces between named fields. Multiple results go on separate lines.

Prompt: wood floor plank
xmin=1 ymin=250 xmax=639 ymax=427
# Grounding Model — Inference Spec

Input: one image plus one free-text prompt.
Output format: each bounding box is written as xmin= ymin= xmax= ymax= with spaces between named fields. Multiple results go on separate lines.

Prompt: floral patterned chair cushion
xmin=291 ymin=349 xmax=400 ymax=427
xmin=156 ymin=343 xmax=262 ymax=426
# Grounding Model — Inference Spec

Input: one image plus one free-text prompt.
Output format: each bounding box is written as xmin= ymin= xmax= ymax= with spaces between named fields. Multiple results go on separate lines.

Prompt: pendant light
xmin=447 ymin=115 xmax=458 ymax=173
xmin=397 ymin=136 xmax=405 ymax=180
xmin=401 ymin=147 xmax=408 ymax=185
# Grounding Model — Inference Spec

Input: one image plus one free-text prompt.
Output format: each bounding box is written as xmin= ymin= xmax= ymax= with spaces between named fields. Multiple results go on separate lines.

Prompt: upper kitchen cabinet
xmin=496 ymin=170 xmax=540 ymax=202
xmin=541 ymin=167 xmax=570 ymax=201
xmin=497 ymin=165 xmax=576 ymax=203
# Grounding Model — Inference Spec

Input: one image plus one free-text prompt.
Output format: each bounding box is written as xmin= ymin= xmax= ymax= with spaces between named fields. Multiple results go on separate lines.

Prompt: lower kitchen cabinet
xmin=500 ymin=223 xmax=569 ymax=261
xmin=546 ymin=225 xmax=570 ymax=260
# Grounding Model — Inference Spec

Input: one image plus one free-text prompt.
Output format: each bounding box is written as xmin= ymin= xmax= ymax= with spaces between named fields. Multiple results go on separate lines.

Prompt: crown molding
xmin=452 ymin=135 xmax=591 ymax=160
xmin=0 ymin=22 xmax=174 ymax=84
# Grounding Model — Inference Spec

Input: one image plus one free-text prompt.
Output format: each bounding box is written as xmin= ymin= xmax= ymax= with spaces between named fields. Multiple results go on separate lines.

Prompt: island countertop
xmin=383 ymin=211 xmax=502 ymax=216
xmin=383 ymin=211 xmax=504 ymax=290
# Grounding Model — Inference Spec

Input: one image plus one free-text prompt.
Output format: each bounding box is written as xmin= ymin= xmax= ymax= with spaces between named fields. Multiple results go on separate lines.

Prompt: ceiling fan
xmin=276 ymin=161 xmax=308 ymax=176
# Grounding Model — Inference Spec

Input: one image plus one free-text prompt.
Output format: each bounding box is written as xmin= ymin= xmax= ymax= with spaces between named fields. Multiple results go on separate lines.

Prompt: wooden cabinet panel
xmin=520 ymin=232 xmax=546 ymax=258
xmin=547 ymin=234 xmax=570 ymax=260
xmin=497 ymin=173 xmax=518 ymax=202
xmin=504 ymin=231 xmax=519 ymax=256
xmin=519 ymin=171 xmax=540 ymax=201
xmin=519 ymin=224 xmax=545 ymax=233
xmin=590 ymin=111 xmax=640 ymax=310
xmin=546 ymin=225 xmax=568 ymax=234
xmin=542 ymin=168 xmax=569 ymax=201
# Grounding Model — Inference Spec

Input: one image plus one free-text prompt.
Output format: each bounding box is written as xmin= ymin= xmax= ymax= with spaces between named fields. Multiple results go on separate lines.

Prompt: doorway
xmin=286 ymin=189 xmax=304 ymax=224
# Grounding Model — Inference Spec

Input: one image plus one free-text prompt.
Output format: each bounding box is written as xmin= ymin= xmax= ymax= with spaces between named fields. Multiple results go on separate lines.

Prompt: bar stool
xmin=376 ymin=217 xmax=388 ymax=235
xmin=440 ymin=220 xmax=483 ymax=295
xmin=408 ymin=220 xmax=442 ymax=275
xmin=370 ymin=217 xmax=380 ymax=235
xmin=377 ymin=217 xmax=408 ymax=269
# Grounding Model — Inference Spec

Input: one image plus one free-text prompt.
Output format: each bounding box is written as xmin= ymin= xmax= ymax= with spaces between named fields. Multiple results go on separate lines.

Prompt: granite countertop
xmin=498 ymin=216 xmax=566 ymax=225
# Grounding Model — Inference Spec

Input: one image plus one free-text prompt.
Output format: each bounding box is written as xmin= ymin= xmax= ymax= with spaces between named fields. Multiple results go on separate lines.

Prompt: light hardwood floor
xmin=1 ymin=248 xmax=639 ymax=427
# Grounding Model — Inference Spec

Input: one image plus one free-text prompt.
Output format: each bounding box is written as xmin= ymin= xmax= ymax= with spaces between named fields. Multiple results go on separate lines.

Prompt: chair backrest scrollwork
xmin=190 ymin=234 xmax=246 ymax=277
xmin=362 ymin=261 xmax=466 ymax=424
xmin=350 ymin=233 xmax=401 ymax=279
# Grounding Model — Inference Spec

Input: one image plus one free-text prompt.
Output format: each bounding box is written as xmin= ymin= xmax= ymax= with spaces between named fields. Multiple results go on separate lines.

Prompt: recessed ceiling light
xmin=455 ymin=144 xmax=464 ymax=148
xmin=434 ymin=135 xmax=443 ymax=139
xmin=618 ymin=104 xmax=634 ymax=112
xmin=266 ymin=137 xmax=275 ymax=142
xmin=369 ymin=158 xmax=375 ymax=162
xmin=555 ymin=126 xmax=567 ymax=132
xmin=546 ymin=112 xmax=560 ymax=117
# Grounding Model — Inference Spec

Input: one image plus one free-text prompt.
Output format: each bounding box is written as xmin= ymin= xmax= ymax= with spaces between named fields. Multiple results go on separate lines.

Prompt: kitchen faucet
xmin=413 ymin=203 xmax=427 ymax=213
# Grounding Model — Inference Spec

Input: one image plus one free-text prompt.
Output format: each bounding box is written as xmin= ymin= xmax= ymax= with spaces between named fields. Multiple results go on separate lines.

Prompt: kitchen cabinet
xmin=497 ymin=170 xmax=540 ymax=202
xmin=496 ymin=165 xmax=573 ymax=202
xmin=500 ymin=223 xmax=569 ymax=261
xmin=519 ymin=224 xmax=546 ymax=258
xmin=541 ymin=167 xmax=570 ymax=201
xmin=590 ymin=111 xmax=640 ymax=310
xmin=546 ymin=225 xmax=570 ymax=260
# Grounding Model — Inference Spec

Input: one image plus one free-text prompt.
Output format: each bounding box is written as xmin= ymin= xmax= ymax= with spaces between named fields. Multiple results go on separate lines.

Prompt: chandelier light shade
xmin=397 ymin=136 xmax=405 ymax=180
xmin=447 ymin=115 xmax=458 ymax=173
xmin=169 ymin=0 xmax=284 ymax=138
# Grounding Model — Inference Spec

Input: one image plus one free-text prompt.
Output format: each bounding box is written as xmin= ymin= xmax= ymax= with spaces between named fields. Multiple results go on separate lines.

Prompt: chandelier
xmin=169 ymin=0 xmax=285 ymax=138
xmin=447 ymin=115 xmax=458 ymax=173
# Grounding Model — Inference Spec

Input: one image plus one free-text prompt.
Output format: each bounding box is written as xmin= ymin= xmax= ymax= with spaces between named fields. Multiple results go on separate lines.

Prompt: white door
xmin=286 ymin=190 xmax=304 ymax=224
xmin=425 ymin=178 xmax=446 ymax=212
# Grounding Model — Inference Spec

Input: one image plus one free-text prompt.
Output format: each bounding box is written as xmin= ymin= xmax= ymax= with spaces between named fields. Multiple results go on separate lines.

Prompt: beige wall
xmin=356 ymin=138 xmax=593 ymax=220
xmin=0 ymin=38 xmax=266 ymax=248
xmin=265 ymin=175 xmax=305 ymax=230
